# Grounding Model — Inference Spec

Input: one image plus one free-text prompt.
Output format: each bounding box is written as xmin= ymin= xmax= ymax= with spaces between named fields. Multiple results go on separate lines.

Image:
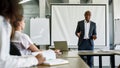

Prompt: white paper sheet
xmin=32 ymin=50 xmax=69 ymax=66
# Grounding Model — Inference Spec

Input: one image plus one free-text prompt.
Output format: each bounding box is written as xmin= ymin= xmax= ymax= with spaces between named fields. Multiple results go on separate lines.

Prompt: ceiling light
xmin=19 ymin=0 xmax=31 ymax=4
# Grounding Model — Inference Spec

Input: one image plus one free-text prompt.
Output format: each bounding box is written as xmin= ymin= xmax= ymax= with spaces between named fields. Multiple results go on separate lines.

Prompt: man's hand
xmin=77 ymin=32 xmax=81 ymax=38
xmin=92 ymin=35 xmax=97 ymax=40
xmin=35 ymin=54 xmax=45 ymax=65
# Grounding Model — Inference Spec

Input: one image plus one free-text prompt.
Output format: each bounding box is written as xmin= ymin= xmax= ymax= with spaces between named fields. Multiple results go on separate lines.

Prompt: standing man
xmin=75 ymin=10 xmax=97 ymax=68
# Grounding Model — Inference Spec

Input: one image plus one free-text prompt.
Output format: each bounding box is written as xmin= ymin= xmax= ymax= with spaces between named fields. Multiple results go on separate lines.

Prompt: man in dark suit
xmin=75 ymin=10 xmax=97 ymax=68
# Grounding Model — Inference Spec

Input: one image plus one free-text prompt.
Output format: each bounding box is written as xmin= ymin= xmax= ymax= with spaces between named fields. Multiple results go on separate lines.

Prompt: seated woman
xmin=0 ymin=0 xmax=44 ymax=67
xmin=10 ymin=15 xmax=60 ymax=56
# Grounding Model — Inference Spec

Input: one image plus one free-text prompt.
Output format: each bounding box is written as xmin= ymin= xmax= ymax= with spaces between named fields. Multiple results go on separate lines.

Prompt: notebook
xmin=43 ymin=59 xmax=69 ymax=66
xmin=32 ymin=50 xmax=69 ymax=66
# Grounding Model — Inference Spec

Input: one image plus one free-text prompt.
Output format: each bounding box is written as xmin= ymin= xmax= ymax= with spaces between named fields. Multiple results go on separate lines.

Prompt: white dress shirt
xmin=84 ymin=20 xmax=90 ymax=39
xmin=0 ymin=15 xmax=38 ymax=68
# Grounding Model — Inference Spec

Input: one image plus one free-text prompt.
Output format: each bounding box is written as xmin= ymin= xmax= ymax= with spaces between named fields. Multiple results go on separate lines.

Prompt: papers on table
xmin=32 ymin=50 xmax=69 ymax=66
xmin=42 ymin=50 xmax=56 ymax=60
xmin=43 ymin=59 xmax=69 ymax=66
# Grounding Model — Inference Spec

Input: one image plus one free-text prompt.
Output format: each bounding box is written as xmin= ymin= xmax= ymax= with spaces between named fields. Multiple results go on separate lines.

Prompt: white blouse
xmin=0 ymin=15 xmax=38 ymax=68
xmin=11 ymin=31 xmax=33 ymax=55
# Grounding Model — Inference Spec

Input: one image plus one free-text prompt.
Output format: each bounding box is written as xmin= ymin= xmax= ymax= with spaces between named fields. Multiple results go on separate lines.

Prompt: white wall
xmin=113 ymin=0 xmax=120 ymax=19
xmin=39 ymin=0 xmax=46 ymax=18
xmin=22 ymin=1 xmax=39 ymax=35
xmin=92 ymin=0 xmax=110 ymax=66
xmin=113 ymin=0 xmax=120 ymax=66
xmin=69 ymin=0 xmax=80 ymax=4
xmin=92 ymin=0 xmax=109 ymax=48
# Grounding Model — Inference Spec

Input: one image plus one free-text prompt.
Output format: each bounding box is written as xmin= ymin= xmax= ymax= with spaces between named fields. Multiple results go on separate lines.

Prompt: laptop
xmin=54 ymin=41 xmax=69 ymax=51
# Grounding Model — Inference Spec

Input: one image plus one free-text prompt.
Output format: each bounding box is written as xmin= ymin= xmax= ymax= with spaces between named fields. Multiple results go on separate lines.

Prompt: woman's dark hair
xmin=11 ymin=15 xmax=23 ymax=40
xmin=0 ymin=0 xmax=23 ymax=23
xmin=0 ymin=0 xmax=23 ymax=39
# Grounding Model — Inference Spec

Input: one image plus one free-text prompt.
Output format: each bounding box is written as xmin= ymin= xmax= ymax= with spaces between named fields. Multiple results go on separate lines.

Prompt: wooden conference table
xmin=78 ymin=50 xmax=120 ymax=68
xmin=32 ymin=50 xmax=120 ymax=68
xmin=33 ymin=51 xmax=90 ymax=68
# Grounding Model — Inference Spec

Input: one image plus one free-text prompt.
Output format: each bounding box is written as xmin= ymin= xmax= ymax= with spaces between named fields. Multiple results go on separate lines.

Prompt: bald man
xmin=75 ymin=10 xmax=97 ymax=68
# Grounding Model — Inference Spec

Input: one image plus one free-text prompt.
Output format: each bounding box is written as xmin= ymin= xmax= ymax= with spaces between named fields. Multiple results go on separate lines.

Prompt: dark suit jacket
xmin=75 ymin=20 xmax=97 ymax=47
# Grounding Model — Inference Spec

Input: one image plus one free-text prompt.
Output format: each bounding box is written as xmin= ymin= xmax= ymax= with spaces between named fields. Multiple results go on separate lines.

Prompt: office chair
xmin=54 ymin=41 xmax=69 ymax=51
xmin=10 ymin=42 xmax=21 ymax=56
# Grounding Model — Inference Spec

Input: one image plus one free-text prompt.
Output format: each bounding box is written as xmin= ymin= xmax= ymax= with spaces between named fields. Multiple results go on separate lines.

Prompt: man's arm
xmin=75 ymin=22 xmax=81 ymax=37
xmin=92 ymin=23 xmax=97 ymax=40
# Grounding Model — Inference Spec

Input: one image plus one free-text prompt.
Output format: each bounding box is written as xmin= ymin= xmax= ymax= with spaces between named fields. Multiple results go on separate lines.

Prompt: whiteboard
xmin=30 ymin=18 xmax=50 ymax=45
xmin=51 ymin=4 xmax=107 ymax=46
xmin=114 ymin=19 xmax=120 ymax=45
